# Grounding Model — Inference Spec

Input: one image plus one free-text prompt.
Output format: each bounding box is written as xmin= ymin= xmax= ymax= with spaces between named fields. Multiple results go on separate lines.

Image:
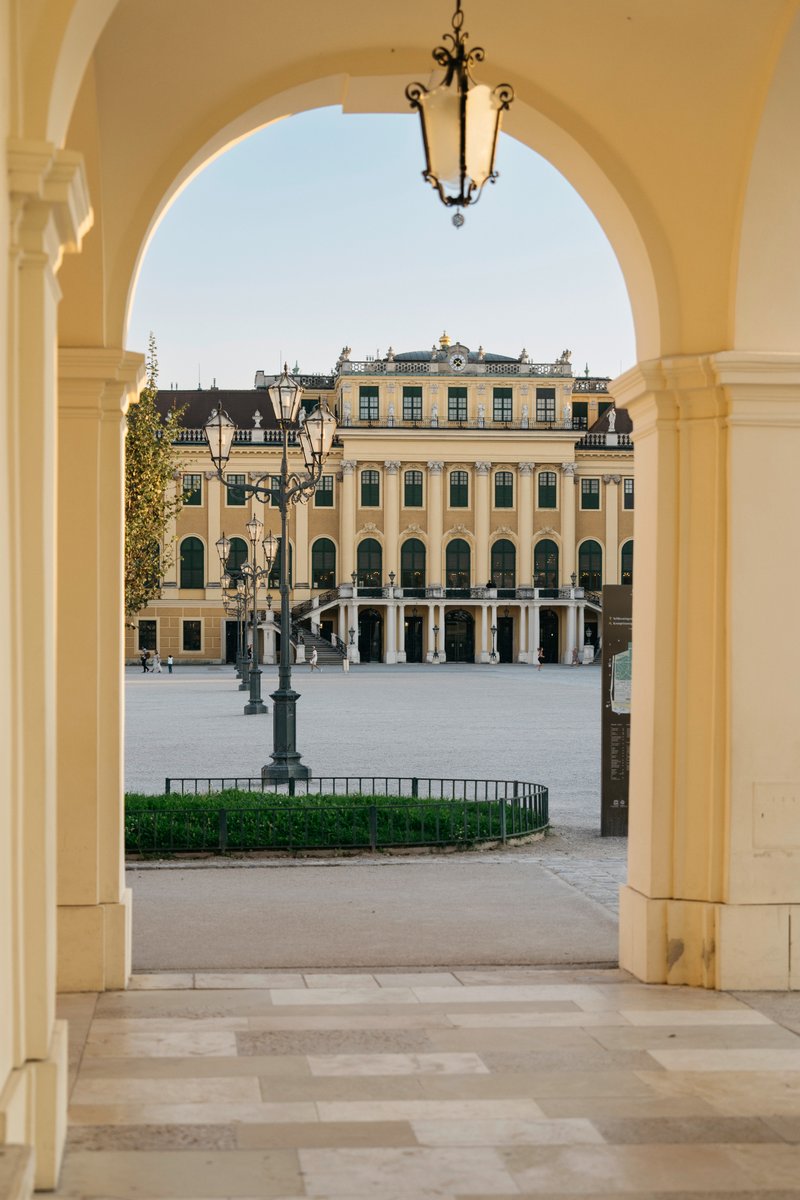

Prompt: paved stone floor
xmin=56 ymin=968 xmax=800 ymax=1198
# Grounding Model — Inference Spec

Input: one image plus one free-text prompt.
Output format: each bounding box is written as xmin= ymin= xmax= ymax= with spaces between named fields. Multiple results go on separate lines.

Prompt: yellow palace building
xmin=128 ymin=336 xmax=634 ymax=667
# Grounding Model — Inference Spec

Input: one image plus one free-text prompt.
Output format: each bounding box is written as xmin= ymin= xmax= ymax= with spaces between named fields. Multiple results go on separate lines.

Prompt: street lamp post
xmin=239 ymin=514 xmax=271 ymax=716
xmin=433 ymin=623 xmax=440 ymax=662
xmin=490 ymin=623 xmax=498 ymax=663
xmin=204 ymin=364 xmax=337 ymax=780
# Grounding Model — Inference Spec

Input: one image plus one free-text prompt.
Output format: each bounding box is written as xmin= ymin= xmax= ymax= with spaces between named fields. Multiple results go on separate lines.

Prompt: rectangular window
xmin=226 ymin=473 xmax=247 ymax=506
xmin=537 ymin=470 xmax=557 ymax=509
xmin=182 ymin=620 xmax=201 ymax=652
xmin=359 ymin=385 xmax=379 ymax=422
xmin=581 ymin=477 xmax=601 ymax=510
xmin=571 ymin=401 xmax=588 ymax=430
xmin=536 ymin=387 xmax=556 ymax=423
xmin=360 ymin=469 xmax=380 ymax=507
xmin=448 ymin=387 xmax=468 ymax=423
xmin=449 ymin=469 xmax=469 ymax=507
xmin=315 ymin=475 xmax=334 ymax=507
xmin=623 ymin=477 xmax=635 ymax=510
xmin=138 ymin=619 xmax=157 ymax=651
xmin=183 ymin=473 xmax=202 ymax=505
xmin=493 ymin=387 xmax=513 ymax=422
xmin=598 ymin=400 xmax=613 ymax=418
xmin=301 ymin=397 xmax=318 ymax=415
xmin=402 ymin=386 xmax=423 ymax=422
xmin=494 ymin=470 xmax=514 ymax=508
xmin=404 ymin=469 xmax=423 ymax=507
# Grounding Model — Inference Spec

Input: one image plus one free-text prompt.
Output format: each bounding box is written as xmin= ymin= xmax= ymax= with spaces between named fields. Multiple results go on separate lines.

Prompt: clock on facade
xmin=449 ymin=352 xmax=467 ymax=371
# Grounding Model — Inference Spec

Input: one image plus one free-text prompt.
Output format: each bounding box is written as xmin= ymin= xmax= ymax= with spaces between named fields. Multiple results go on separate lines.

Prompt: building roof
xmin=156 ymin=390 xmax=283 ymax=431
xmin=587 ymin=405 xmax=631 ymax=434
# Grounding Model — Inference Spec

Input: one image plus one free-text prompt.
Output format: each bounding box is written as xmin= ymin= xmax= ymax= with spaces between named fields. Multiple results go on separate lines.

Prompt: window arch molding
xmin=578 ymin=538 xmax=604 ymax=590
xmin=620 ymin=538 xmax=634 ymax=586
xmin=311 ymin=537 xmax=337 ymax=589
xmin=179 ymin=535 xmax=206 ymax=589
xmin=533 ymin=537 xmax=560 ymax=589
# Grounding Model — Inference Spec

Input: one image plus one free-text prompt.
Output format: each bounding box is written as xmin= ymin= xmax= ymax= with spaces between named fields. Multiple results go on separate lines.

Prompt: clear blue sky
xmin=128 ymin=108 xmax=636 ymax=390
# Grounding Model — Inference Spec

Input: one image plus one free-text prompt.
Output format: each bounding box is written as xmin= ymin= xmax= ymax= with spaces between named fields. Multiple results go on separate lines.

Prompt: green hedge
xmin=125 ymin=789 xmax=545 ymax=854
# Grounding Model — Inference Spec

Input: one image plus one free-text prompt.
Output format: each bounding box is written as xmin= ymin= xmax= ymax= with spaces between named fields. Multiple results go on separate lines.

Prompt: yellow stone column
xmin=427 ymin=461 xmax=444 ymax=587
xmin=57 ymin=349 xmax=144 ymax=995
xmin=339 ymin=460 xmax=357 ymax=581
xmin=612 ymin=354 xmax=800 ymax=991
xmin=603 ymin=474 xmax=621 ymax=584
xmin=518 ymin=463 xmax=535 ymax=586
xmin=475 ymin=462 xmax=491 ymax=583
xmin=5 ymin=139 xmax=92 ymax=1190
xmin=294 ymin=489 xmax=310 ymax=587
xmin=560 ymin=462 xmax=577 ymax=583
xmin=384 ymin=461 xmax=401 ymax=581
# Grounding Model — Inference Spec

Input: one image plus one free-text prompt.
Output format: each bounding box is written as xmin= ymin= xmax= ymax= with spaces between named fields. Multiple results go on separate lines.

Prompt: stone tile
xmin=236 ymin=1120 xmax=418 ymax=1149
xmin=501 ymin=1142 xmax=780 ymax=1194
xmin=594 ymin=1028 xmax=797 ymax=1053
xmin=54 ymin=1149 xmax=301 ymax=1198
xmin=635 ymin=1069 xmax=800 ymax=1117
xmin=307 ymin=1052 xmax=489 ymax=1077
xmin=585 ymin=984 xmax=756 ymax=1012
xmin=734 ymin=991 xmax=800 ymax=1036
xmin=66 ymin=1123 xmax=238 ymax=1150
xmin=245 ymin=1011 xmax=455 ymax=1031
xmin=79 ymin=1053 xmax=310 ymax=1080
xmin=648 ymin=1048 xmax=800 ymax=1071
xmin=236 ymin=1028 xmax=434 ymax=1056
xmin=303 ymin=973 xmax=380 ymax=988
xmin=84 ymin=1030 xmax=239 ymax=1058
xmin=621 ymin=1007 xmax=774 ymax=1027
xmin=71 ymin=1075 xmax=262 ymax=1105
xmin=194 ymin=972 xmax=305 ymax=989
xmin=89 ymin=1016 xmax=249 ymax=1032
xmin=374 ymin=972 xmax=462 ymax=988
xmin=411 ymin=1117 xmax=605 ymax=1146
xmin=317 ymin=1098 xmax=545 ymax=1123
xmin=413 ymin=985 xmax=603 ymax=1006
xmin=447 ymin=1011 xmax=630 ymax=1029
xmin=260 ymin=1075 xmax=429 ymax=1103
xmin=538 ymin=1094 xmax=720 ymax=1120
xmin=93 ymin=990 xmax=278 ymax=1019
xmin=425 ymin=1069 xmax=657 ymax=1101
xmin=68 ymin=1101 xmax=318 ymax=1126
xmin=270 ymin=986 xmax=418 ymax=1006
xmin=299 ymin=1146 xmax=519 ymax=1196
xmin=479 ymin=1048 xmax=657 ymax=1074
xmin=592 ymin=1114 xmax=783 ymax=1143
xmin=128 ymin=973 xmax=194 ymax=990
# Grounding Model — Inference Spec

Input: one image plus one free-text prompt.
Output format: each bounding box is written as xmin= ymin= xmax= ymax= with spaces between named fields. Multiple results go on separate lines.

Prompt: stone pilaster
xmin=603 ymin=475 xmax=621 ymax=584
xmin=517 ymin=463 xmax=535 ymax=586
xmin=427 ymin=462 xmax=444 ymax=588
xmin=339 ymin=461 xmax=357 ymax=580
xmin=474 ymin=462 xmax=491 ymax=583
xmin=383 ymin=461 xmax=401 ymax=582
xmin=560 ymin=462 xmax=577 ymax=582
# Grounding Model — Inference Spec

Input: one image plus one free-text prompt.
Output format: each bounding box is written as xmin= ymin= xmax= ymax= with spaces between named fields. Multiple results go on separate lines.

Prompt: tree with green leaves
xmin=125 ymin=334 xmax=187 ymax=618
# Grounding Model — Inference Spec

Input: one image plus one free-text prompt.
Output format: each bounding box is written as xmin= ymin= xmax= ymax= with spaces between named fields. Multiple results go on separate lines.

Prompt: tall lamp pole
xmin=239 ymin=514 xmax=272 ymax=716
xmin=203 ymin=365 xmax=338 ymax=780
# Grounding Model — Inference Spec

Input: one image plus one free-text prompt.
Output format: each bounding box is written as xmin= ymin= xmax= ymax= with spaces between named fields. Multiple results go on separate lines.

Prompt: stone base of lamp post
xmin=244 ymin=700 xmax=268 ymax=715
xmin=239 ymin=659 xmax=250 ymax=690
xmin=261 ymin=686 xmax=311 ymax=781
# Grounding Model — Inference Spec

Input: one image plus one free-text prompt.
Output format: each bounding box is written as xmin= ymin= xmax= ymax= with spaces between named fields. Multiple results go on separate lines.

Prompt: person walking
xmin=309 ymin=647 xmax=320 ymax=671
xmin=342 ymin=654 xmax=350 ymax=674
xmin=153 ymin=652 xmax=162 ymax=673
xmin=166 ymin=655 xmax=173 ymax=674
xmin=537 ymin=645 xmax=544 ymax=671
xmin=140 ymin=650 xmax=148 ymax=673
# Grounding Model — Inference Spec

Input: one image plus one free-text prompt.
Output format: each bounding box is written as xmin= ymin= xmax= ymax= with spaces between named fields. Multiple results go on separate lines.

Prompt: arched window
xmin=400 ymin=538 xmax=426 ymax=589
xmin=179 ymin=536 xmax=204 ymax=589
xmin=357 ymin=538 xmax=382 ymax=587
xmin=491 ymin=539 xmax=516 ymax=589
xmin=446 ymin=538 xmax=471 ymax=589
xmin=311 ymin=538 xmax=336 ymax=589
xmin=579 ymin=540 xmax=603 ymax=590
xmin=226 ymin=537 xmax=248 ymax=579
xmin=621 ymin=539 xmax=634 ymax=586
xmin=534 ymin=539 xmax=559 ymax=588
xmin=267 ymin=539 xmax=293 ymax=588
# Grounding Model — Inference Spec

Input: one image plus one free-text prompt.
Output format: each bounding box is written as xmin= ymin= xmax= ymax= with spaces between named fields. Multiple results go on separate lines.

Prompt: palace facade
xmin=128 ymin=335 xmax=634 ymax=667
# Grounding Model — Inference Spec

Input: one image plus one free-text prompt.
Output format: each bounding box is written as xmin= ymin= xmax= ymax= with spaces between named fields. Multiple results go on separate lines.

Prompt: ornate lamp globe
xmin=204 ymin=406 xmax=237 ymax=470
xmin=262 ymin=530 xmax=279 ymax=567
xmin=215 ymin=532 xmax=231 ymax=565
xmin=406 ymin=0 xmax=514 ymax=227
xmin=298 ymin=402 xmax=338 ymax=471
xmin=268 ymin=363 xmax=303 ymax=426
xmin=245 ymin=514 xmax=264 ymax=545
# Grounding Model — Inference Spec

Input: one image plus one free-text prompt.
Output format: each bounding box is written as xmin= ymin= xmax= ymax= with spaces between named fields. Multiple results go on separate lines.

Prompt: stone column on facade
xmin=348 ymin=601 xmax=359 ymax=663
xmin=385 ymin=599 xmax=397 ymax=664
xmin=262 ymin=610 xmax=276 ymax=664
xmin=384 ymin=461 xmax=401 ymax=582
xmin=6 ymin=140 xmax=93 ymax=1190
xmin=427 ymin=462 xmax=444 ymax=587
xmin=604 ymin=475 xmax=621 ymax=584
xmin=293 ymin=487 xmax=309 ymax=589
xmin=480 ymin=604 xmax=489 ymax=663
xmin=531 ymin=604 xmax=540 ymax=665
xmin=489 ymin=603 xmax=498 ymax=664
xmin=577 ymin=604 xmax=585 ymax=659
xmin=613 ymin=353 xmax=800 ymax=992
xmin=560 ymin=462 xmax=578 ymax=583
xmin=338 ymin=602 xmax=347 ymax=647
xmin=339 ymin=461 xmax=357 ymax=582
xmin=517 ymin=463 xmax=535 ymax=587
xmin=564 ymin=603 xmax=577 ymax=664
xmin=474 ymin=462 xmax=491 ymax=583
xmin=396 ymin=603 xmax=406 ymax=663
xmin=518 ymin=602 xmax=528 ymax=662
xmin=206 ymin=472 xmax=222 ymax=576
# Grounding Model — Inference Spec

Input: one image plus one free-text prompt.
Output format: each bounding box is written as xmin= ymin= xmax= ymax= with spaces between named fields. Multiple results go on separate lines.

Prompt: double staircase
xmin=292 ymin=621 xmax=348 ymax=666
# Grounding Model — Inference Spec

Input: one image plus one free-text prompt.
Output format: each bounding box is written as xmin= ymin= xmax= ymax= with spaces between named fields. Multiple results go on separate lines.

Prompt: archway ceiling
xmin=58 ymin=0 xmax=795 ymax=360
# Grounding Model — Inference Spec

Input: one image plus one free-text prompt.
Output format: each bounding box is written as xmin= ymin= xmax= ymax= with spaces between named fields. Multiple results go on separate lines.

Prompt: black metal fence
xmin=125 ymin=776 xmax=548 ymax=855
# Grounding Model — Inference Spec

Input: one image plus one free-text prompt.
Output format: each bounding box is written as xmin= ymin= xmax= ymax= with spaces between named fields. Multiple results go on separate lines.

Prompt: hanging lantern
xmin=406 ymin=0 xmax=513 ymax=227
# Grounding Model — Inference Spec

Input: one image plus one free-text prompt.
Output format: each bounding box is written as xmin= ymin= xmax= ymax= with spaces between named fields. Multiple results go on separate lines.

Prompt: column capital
xmin=427 ymin=461 xmax=444 ymax=474
xmin=518 ymin=462 xmax=536 ymax=475
xmin=8 ymin=139 xmax=93 ymax=265
xmin=475 ymin=461 xmax=492 ymax=475
xmin=341 ymin=460 xmax=357 ymax=475
xmin=384 ymin=460 xmax=401 ymax=474
xmin=603 ymin=474 xmax=622 ymax=485
xmin=561 ymin=462 xmax=578 ymax=478
xmin=58 ymin=348 xmax=145 ymax=416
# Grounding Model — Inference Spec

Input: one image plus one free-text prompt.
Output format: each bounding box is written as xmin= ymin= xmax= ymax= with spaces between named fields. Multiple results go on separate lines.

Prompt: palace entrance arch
xmin=7 ymin=2 xmax=800 ymax=1184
